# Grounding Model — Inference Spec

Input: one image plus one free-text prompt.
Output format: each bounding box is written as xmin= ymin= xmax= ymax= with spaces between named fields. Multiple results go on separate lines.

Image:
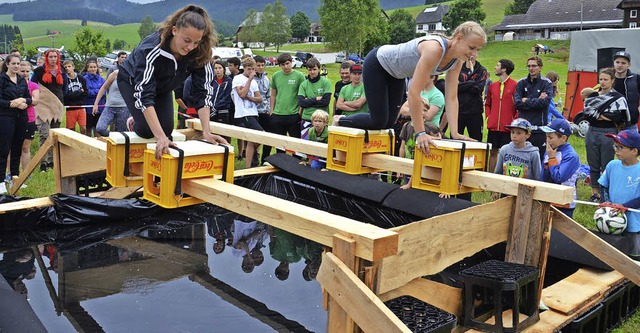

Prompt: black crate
xmin=623 ymin=283 xmax=640 ymax=319
xmin=460 ymin=260 xmax=540 ymax=333
xmin=76 ymin=171 xmax=111 ymax=196
xmin=384 ymin=295 xmax=456 ymax=333
xmin=600 ymin=286 xmax=625 ymax=333
xmin=564 ymin=303 xmax=604 ymax=333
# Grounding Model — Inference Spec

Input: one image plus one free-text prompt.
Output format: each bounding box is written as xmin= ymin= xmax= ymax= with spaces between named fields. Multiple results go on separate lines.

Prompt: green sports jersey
xmin=272 ymin=70 xmax=306 ymax=116
xmin=298 ymin=76 xmax=332 ymax=120
xmin=338 ymin=83 xmax=368 ymax=116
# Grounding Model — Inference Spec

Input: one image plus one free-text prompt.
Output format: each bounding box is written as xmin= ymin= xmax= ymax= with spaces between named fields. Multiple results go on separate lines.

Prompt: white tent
xmin=568 ymin=28 xmax=640 ymax=73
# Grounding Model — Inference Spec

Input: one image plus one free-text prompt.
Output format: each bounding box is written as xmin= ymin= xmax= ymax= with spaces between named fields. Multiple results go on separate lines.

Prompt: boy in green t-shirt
xmin=298 ymin=57 xmax=332 ymax=140
xmin=268 ymin=53 xmax=306 ymax=146
xmin=336 ymin=64 xmax=368 ymax=117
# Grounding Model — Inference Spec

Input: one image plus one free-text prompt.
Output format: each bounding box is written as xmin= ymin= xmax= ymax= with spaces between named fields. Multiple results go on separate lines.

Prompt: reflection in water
xmin=1 ymin=207 xmax=326 ymax=332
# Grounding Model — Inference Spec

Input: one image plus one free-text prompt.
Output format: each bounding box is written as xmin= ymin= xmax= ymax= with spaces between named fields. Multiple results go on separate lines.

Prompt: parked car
xmin=264 ymin=56 xmax=278 ymax=66
xmin=98 ymin=50 xmax=130 ymax=71
xmin=348 ymin=53 xmax=364 ymax=64
xmin=292 ymin=56 xmax=304 ymax=68
xmin=295 ymin=51 xmax=313 ymax=65
xmin=335 ymin=52 xmax=346 ymax=63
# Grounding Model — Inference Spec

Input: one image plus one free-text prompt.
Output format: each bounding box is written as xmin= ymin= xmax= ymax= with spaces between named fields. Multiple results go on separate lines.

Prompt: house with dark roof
xmin=415 ymin=6 xmax=449 ymax=35
xmin=494 ymin=0 xmax=623 ymax=41
xmin=617 ymin=0 xmax=640 ymax=28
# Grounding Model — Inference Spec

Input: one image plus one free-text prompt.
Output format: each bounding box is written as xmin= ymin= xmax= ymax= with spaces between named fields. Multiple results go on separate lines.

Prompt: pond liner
xmin=263 ymin=153 xmax=476 ymax=220
xmin=548 ymin=229 xmax=631 ymax=271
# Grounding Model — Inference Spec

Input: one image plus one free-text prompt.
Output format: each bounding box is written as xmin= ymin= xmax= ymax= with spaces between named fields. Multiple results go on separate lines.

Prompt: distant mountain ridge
xmin=0 ymin=0 xmax=425 ymax=27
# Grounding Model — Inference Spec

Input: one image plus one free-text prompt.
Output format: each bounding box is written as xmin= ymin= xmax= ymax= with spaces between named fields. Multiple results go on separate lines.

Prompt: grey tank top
xmin=106 ymin=77 xmax=126 ymax=107
xmin=376 ymin=35 xmax=458 ymax=79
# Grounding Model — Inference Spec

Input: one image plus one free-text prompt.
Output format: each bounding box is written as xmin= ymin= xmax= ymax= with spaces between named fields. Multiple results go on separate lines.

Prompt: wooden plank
xmin=524 ymin=201 xmax=549 ymax=267
xmin=10 ymin=136 xmax=53 ymax=195
xmin=234 ymin=165 xmax=279 ymax=177
xmin=376 ymin=197 xmax=514 ymax=294
xmin=522 ymin=296 xmax=602 ymax=333
xmin=182 ymin=178 xmax=398 ymax=261
xmin=189 ymin=119 xmax=573 ymax=204
xmin=53 ymin=135 xmax=63 ymax=194
xmin=59 ymin=144 xmax=105 ymax=177
xmin=328 ymin=234 xmax=357 ymax=333
xmin=552 ymin=207 xmax=640 ymax=286
xmin=51 ymin=128 xmax=107 ymax=160
xmin=542 ymin=268 xmax=625 ymax=315
xmin=378 ymin=278 xmax=463 ymax=319
xmin=98 ymin=186 xmax=142 ymax=199
xmin=537 ymin=209 xmax=554 ymax=303
xmin=188 ymin=120 xmax=326 ymax=157
xmin=317 ymin=252 xmax=411 ymax=333
xmin=0 ymin=197 xmax=54 ymax=214
xmin=505 ymin=184 xmax=535 ymax=263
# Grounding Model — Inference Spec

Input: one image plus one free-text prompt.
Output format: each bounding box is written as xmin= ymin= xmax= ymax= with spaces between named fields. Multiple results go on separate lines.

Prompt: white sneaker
xmin=0 ymin=182 xmax=7 ymax=195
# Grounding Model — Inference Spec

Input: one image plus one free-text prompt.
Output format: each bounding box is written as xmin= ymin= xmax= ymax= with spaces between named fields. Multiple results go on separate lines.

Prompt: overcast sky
xmin=0 ymin=0 xmax=159 ymax=3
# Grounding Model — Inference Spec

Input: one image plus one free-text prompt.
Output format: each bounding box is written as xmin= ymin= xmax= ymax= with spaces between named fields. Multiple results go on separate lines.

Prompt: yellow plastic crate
xmin=412 ymin=140 xmax=491 ymax=195
xmin=143 ymin=140 xmax=234 ymax=208
xmin=106 ymin=131 xmax=186 ymax=187
xmin=326 ymin=126 xmax=395 ymax=174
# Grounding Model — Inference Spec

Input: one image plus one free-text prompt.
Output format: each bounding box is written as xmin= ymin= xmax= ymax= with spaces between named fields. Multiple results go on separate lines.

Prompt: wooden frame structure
xmin=3 ymin=123 xmax=640 ymax=332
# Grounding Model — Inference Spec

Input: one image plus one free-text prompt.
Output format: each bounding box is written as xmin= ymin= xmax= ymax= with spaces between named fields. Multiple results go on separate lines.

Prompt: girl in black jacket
xmin=0 ymin=54 xmax=32 ymax=194
xmin=118 ymin=5 xmax=227 ymax=159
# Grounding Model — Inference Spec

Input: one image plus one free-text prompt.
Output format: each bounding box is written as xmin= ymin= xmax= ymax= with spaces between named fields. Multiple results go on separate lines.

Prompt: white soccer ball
xmin=594 ymin=206 xmax=628 ymax=235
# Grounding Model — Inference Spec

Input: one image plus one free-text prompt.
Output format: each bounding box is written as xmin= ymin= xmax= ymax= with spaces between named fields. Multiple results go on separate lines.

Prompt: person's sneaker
xmin=589 ymin=194 xmax=601 ymax=203
xmin=126 ymin=117 xmax=135 ymax=131
xmin=0 ymin=182 xmax=6 ymax=195
xmin=4 ymin=173 xmax=11 ymax=183
xmin=40 ymin=163 xmax=48 ymax=172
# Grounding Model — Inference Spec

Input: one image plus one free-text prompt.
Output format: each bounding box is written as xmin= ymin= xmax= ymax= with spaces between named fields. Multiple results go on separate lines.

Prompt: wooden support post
xmin=505 ymin=184 xmax=535 ymax=263
xmin=317 ymin=252 xmax=411 ymax=333
xmin=10 ymin=136 xmax=53 ymax=195
xmin=524 ymin=201 xmax=550 ymax=267
xmin=538 ymin=209 xmax=554 ymax=303
xmin=552 ymin=207 xmax=640 ymax=285
xmin=328 ymin=234 xmax=357 ymax=333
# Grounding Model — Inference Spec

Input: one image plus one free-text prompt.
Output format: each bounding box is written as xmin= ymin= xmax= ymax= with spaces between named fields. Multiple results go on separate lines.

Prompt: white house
xmin=415 ymin=6 xmax=449 ymax=35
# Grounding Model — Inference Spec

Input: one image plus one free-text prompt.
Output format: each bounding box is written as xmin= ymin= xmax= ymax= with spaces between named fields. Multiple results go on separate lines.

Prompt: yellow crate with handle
xmin=326 ymin=126 xmax=395 ymax=174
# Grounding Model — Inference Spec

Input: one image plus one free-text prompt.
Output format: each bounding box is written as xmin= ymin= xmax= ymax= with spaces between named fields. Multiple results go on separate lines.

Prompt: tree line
xmin=0 ymin=25 xmax=23 ymax=54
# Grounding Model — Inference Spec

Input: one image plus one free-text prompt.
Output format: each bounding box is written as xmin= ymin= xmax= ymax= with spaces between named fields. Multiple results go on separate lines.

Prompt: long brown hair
xmin=42 ymin=49 xmax=64 ymax=85
xmin=1 ymin=54 xmax=20 ymax=73
xmin=158 ymin=4 xmax=217 ymax=67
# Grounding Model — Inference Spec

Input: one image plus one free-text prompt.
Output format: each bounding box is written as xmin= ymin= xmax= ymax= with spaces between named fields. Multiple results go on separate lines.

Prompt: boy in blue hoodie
xmin=493 ymin=118 xmax=542 ymax=200
xmin=540 ymin=118 xmax=581 ymax=217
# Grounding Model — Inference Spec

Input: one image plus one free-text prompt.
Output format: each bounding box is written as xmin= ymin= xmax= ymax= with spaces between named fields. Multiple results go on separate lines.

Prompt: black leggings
xmin=118 ymin=75 xmax=174 ymax=139
xmin=0 ymin=112 xmax=28 ymax=180
xmin=338 ymin=47 xmax=406 ymax=129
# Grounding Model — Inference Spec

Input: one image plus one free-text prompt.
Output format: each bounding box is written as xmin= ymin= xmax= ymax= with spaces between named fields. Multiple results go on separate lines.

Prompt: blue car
xmin=348 ymin=53 xmax=364 ymax=64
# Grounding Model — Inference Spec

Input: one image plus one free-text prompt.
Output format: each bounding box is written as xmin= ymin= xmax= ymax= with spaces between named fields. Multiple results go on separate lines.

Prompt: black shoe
xmin=40 ymin=164 xmax=47 ymax=172
xmin=48 ymin=162 xmax=54 ymax=169
xmin=589 ymin=194 xmax=601 ymax=203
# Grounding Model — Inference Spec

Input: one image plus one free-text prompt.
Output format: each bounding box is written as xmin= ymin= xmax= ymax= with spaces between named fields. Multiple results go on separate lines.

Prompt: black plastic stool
xmin=564 ymin=303 xmax=604 ymax=333
xmin=460 ymin=260 xmax=540 ymax=333
xmin=600 ymin=286 xmax=625 ymax=333
xmin=384 ymin=295 xmax=456 ymax=333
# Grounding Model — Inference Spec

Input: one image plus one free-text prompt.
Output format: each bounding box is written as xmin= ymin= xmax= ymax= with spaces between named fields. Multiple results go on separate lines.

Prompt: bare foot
xmin=400 ymin=184 xmax=410 ymax=190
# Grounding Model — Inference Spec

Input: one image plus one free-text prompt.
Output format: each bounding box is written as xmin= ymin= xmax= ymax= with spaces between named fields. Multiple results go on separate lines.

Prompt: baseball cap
xmin=350 ymin=64 xmax=363 ymax=73
xmin=504 ymin=118 xmax=532 ymax=133
xmin=605 ymin=130 xmax=640 ymax=150
xmin=613 ymin=51 xmax=631 ymax=62
xmin=540 ymin=118 xmax=572 ymax=137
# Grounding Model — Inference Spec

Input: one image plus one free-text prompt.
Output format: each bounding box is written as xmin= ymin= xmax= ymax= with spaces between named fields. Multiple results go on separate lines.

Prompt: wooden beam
xmin=51 ymin=128 xmax=107 ymax=160
xmin=188 ymin=120 xmax=326 ymax=157
xmin=505 ymin=184 xmax=535 ymax=264
xmin=378 ymin=278 xmax=463 ymax=319
xmin=233 ymin=165 xmax=279 ymax=177
xmin=552 ymin=207 xmax=640 ymax=286
xmin=328 ymin=234 xmax=357 ymax=333
xmin=106 ymin=237 xmax=208 ymax=268
xmin=0 ymin=197 xmax=54 ymax=214
xmin=182 ymin=178 xmax=398 ymax=261
xmin=376 ymin=196 xmax=514 ymax=294
xmin=98 ymin=186 xmax=142 ymax=199
xmin=537 ymin=209 xmax=553 ymax=303
xmin=524 ymin=201 xmax=550 ymax=268
xmin=59 ymin=144 xmax=105 ymax=178
xmin=10 ymin=136 xmax=54 ymax=195
xmin=317 ymin=252 xmax=411 ymax=333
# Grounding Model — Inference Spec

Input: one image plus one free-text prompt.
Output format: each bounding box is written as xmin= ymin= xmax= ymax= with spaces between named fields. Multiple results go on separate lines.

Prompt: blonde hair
xmin=580 ymin=87 xmax=597 ymax=99
xmin=158 ymin=5 xmax=217 ymax=67
xmin=451 ymin=21 xmax=487 ymax=43
xmin=242 ymin=56 xmax=256 ymax=68
xmin=421 ymin=97 xmax=430 ymax=110
xmin=19 ymin=60 xmax=31 ymax=68
xmin=311 ymin=110 xmax=329 ymax=123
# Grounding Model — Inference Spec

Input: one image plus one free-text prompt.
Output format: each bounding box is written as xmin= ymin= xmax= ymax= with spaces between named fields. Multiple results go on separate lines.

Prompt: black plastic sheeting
xmin=264 ymin=153 xmax=477 ymax=220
